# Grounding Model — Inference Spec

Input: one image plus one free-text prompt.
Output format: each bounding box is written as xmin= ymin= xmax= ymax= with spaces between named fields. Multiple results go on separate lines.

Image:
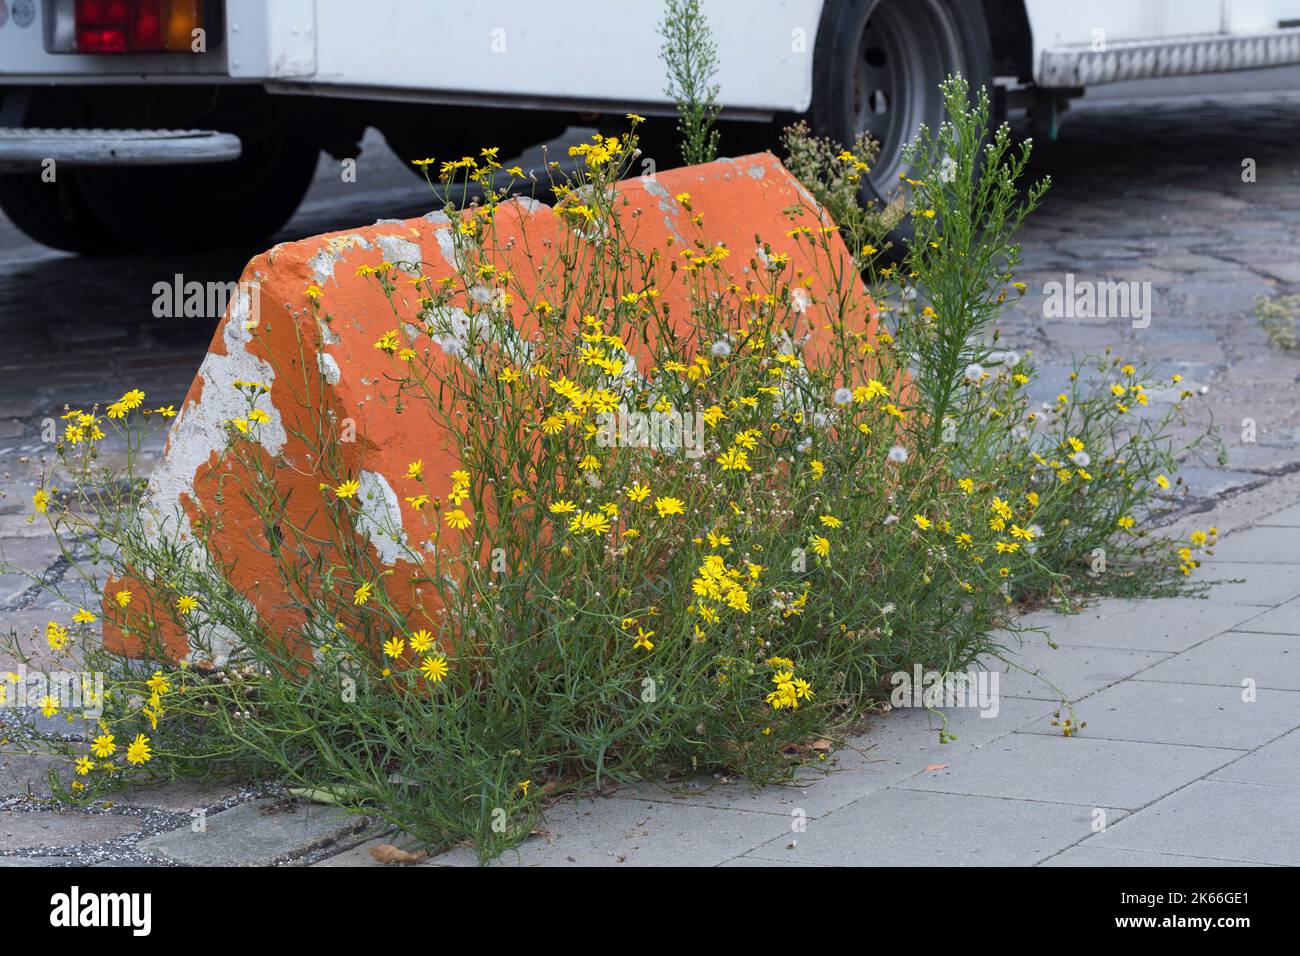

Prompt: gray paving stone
xmin=1015 ymin=598 xmax=1260 ymax=652
xmin=0 ymin=809 xmax=140 ymax=851
xmin=0 ymin=752 xmax=73 ymax=798
xmin=743 ymin=789 xmax=1115 ymax=867
xmin=981 ymin=641 xmax=1170 ymax=702
xmin=1134 ymin=631 xmax=1299 ymax=690
xmin=1019 ymin=680 xmax=1300 ymax=749
xmin=1176 ymin=467 xmax=1259 ymax=499
xmin=114 ymin=778 xmax=246 ymax=813
xmin=900 ymin=734 xmax=1241 ymax=811
xmin=1230 ymin=596 xmax=1300 ymax=635
xmin=1091 ymin=780 xmax=1300 ymax=866
xmin=1209 ymin=526 xmax=1300 ymax=564
xmin=1209 ymin=728 xmax=1300 ymax=788
xmin=427 ymin=796 xmax=794 ymax=867
xmin=1197 ymin=562 xmax=1300 ymax=606
xmin=0 ymin=856 xmax=76 ymax=866
xmin=137 ymin=798 xmax=367 ymax=866
xmin=1038 ymin=845 xmax=1269 ymax=867
xmin=608 ymin=697 xmax=1054 ymax=820
xmin=1259 ymin=503 xmax=1300 ymax=527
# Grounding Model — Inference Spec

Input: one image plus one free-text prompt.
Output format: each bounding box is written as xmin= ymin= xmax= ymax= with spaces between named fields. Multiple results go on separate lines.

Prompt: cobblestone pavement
xmin=1 ymin=82 xmax=1299 ymax=865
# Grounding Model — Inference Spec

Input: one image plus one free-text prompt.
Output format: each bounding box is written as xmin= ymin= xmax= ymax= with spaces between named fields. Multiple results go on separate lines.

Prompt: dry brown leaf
xmin=924 ymin=763 xmax=949 ymax=772
xmin=368 ymin=843 xmax=428 ymax=865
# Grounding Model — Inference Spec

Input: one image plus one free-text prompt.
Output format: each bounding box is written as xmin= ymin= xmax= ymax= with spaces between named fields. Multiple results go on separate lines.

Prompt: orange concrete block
xmin=102 ymin=153 xmax=877 ymax=664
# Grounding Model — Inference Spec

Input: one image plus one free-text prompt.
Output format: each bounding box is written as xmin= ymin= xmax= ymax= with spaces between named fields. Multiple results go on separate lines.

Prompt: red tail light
xmin=73 ymin=0 xmax=203 ymax=54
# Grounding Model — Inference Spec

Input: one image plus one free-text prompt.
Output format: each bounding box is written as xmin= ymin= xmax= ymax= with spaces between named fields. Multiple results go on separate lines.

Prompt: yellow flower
xmin=305 ymin=284 xmax=323 ymax=302
xmin=810 ymin=535 xmax=830 ymax=557
xmin=818 ymin=514 xmax=842 ymax=529
xmin=626 ymin=482 xmax=651 ymax=503
xmin=913 ymin=514 xmax=932 ymax=531
xmin=126 ymin=733 xmax=153 ymax=765
xmin=353 ymin=581 xmax=372 ymax=605
xmin=176 ymin=595 xmax=198 ymax=616
xmin=1155 ymin=474 xmax=1170 ymax=490
xmin=75 ymin=756 xmax=94 ymax=776
xmin=405 ymin=460 xmax=424 ymax=480
xmin=39 ymin=695 xmax=59 ymax=718
xmin=810 ymin=459 xmax=825 ymax=480
xmin=549 ymin=500 xmax=577 ymax=515
xmin=115 ymin=589 xmax=132 ymax=608
xmin=334 ymin=479 xmax=361 ymax=499
xmin=654 ymin=497 xmax=685 ymax=518
xmin=405 ymin=494 xmax=430 ymax=510
xmin=409 ymin=629 xmax=434 ymax=653
xmin=633 ymin=627 xmax=655 ymax=651
xmin=33 ymin=489 xmax=52 ymax=513
xmin=383 ymin=636 xmax=405 ymax=659
xmin=420 ymin=655 xmax=450 ymax=683
xmin=91 ymin=733 xmax=116 ymax=758
xmin=72 ymin=608 xmax=96 ymax=624
xmin=45 ymin=621 xmax=69 ymax=652
xmin=444 ymin=509 xmax=472 ymax=530
xmin=717 ymin=448 xmax=751 ymax=472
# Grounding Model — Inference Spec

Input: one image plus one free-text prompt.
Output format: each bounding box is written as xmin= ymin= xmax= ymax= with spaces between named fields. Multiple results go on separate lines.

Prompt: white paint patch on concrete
xmin=355 ymin=469 xmax=411 ymax=566
xmin=375 ymin=234 xmax=423 ymax=275
xmin=142 ymin=294 xmax=287 ymax=549
xmin=308 ymin=234 xmax=373 ymax=285
xmin=317 ymin=352 xmax=341 ymax=385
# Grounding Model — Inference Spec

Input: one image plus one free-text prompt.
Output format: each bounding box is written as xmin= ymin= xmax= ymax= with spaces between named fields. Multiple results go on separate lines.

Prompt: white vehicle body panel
xmin=228 ymin=0 xmax=825 ymax=114
xmin=3 ymin=1 xmax=1300 ymax=102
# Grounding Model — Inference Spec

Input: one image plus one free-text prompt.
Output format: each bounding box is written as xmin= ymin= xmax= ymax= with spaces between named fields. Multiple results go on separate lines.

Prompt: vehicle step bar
xmin=1040 ymin=27 xmax=1300 ymax=87
xmin=0 ymin=127 xmax=241 ymax=172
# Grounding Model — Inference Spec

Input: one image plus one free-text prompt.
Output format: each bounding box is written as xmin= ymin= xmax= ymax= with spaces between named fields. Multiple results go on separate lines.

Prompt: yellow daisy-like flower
xmin=818 ymin=514 xmax=842 ymax=529
xmin=810 ymin=535 xmax=830 ymax=558
xmin=126 ymin=733 xmax=153 ymax=765
xmin=176 ymin=595 xmax=198 ymax=616
xmin=334 ymin=479 xmax=361 ymax=499
xmin=654 ymin=496 xmax=685 ymax=518
xmin=353 ymin=581 xmax=372 ymax=606
xmin=409 ymin=629 xmax=434 ymax=653
xmin=913 ymin=514 xmax=932 ymax=531
xmin=382 ymin=636 xmax=405 ymax=659
xmin=115 ymin=589 xmax=132 ymax=608
xmin=420 ymin=655 xmax=450 ymax=683
xmin=444 ymin=509 xmax=472 ymax=530
xmin=75 ymin=756 xmax=94 ymax=776
xmin=626 ymin=482 xmax=651 ymax=503
xmin=91 ymin=733 xmax=116 ymax=758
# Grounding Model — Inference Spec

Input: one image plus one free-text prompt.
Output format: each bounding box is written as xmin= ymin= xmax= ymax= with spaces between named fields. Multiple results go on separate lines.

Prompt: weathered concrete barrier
xmin=102 ymin=153 xmax=877 ymax=664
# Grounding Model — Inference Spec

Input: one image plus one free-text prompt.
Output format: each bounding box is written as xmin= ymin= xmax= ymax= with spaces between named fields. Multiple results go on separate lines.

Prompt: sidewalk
xmin=3 ymin=483 xmax=1295 ymax=867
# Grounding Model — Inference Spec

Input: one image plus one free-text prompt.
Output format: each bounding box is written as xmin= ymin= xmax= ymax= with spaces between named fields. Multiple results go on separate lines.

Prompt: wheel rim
xmin=851 ymin=0 xmax=965 ymax=198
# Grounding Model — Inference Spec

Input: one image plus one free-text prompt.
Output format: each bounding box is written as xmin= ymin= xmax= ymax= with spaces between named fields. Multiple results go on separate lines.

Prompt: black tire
xmin=0 ymin=171 xmax=123 ymax=255
xmin=809 ymin=0 xmax=992 ymax=209
xmin=76 ymin=123 xmax=320 ymax=253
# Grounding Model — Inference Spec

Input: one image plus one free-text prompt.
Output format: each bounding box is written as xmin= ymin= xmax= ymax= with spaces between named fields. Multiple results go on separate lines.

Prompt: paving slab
xmin=1038 ymin=845 xmax=1270 ymax=867
xmin=1197 ymin=561 xmax=1300 ymax=606
xmin=899 ymin=733 xmax=1241 ymax=811
xmin=1208 ymin=526 xmax=1300 ymax=564
xmin=0 ymin=809 xmax=140 ymax=851
xmin=1209 ymin=728 xmax=1300 ymax=788
xmin=1018 ymin=680 xmax=1300 ymax=749
xmin=607 ymin=697 xmax=1054 ymax=820
xmin=1015 ymin=599 xmax=1261 ymax=652
xmin=980 ymin=641 xmax=1171 ymax=702
xmin=1258 ymin=503 xmax=1300 ymax=527
xmin=136 ymin=798 xmax=367 ymax=867
xmin=427 ymin=796 xmax=795 ymax=867
xmin=743 ymin=789 xmax=1116 ymax=867
xmin=1230 ymin=596 xmax=1300 ymax=635
xmin=1133 ymin=631 xmax=1299 ymax=690
xmin=0 ymin=751 xmax=73 ymax=798
xmin=113 ymin=778 xmax=248 ymax=814
xmin=1090 ymin=780 xmax=1300 ymax=866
